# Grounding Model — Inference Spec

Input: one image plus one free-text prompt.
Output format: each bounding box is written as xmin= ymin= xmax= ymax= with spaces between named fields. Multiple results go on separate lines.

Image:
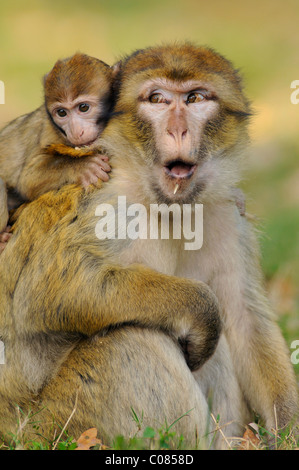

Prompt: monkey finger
xmin=0 ymin=231 xmax=12 ymax=243
xmin=98 ymin=154 xmax=109 ymax=162
xmin=96 ymin=161 xmax=111 ymax=173
xmin=0 ymin=225 xmax=12 ymax=243
xmin=91 ymin=157 xmax=111 ymax=172
xmin=86 ymin=161 xmax=110 ymax=179
xmin=94 ymin=168 xmax=110 ymax=182
xmin=80 ymin=172 xmax=97 ymax=188
xmin=80 ymin=169 xmax=107 ymax=188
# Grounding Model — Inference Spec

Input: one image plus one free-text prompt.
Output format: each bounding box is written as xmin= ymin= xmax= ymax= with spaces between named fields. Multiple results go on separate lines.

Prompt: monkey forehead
xmin=46 ymin=53 xmax=111 ymax=82
xmin=44 ymin=60 xmax=112 ymax=106
xmin=46 ymin=79 xmax=111 ymax=108
xmin=137 ymin=78 xmax=218 ymax=96
xmin=117 ymin=44 xmax=250 ymax=112
xmin=121 ymin=44 xmax=241 ymax=85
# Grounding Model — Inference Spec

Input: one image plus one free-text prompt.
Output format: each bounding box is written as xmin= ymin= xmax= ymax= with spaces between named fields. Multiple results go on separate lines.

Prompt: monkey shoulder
xmin=13 ymin=184 xmax=85 ymax=237
xmin=0 ymin=106 xmax=43 ymax=136
xmin=0 ymin=106 xmax=47 ymax=158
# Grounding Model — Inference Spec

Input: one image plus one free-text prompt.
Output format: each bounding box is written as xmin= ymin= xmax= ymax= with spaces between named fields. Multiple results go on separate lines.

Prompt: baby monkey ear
xmin=111 ymin=60 xmax=122 ymax=78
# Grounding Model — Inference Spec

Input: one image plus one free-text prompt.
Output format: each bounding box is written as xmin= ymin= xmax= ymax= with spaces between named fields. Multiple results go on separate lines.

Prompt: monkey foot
xmin=0 ymin=227 xmax=12 ymax=253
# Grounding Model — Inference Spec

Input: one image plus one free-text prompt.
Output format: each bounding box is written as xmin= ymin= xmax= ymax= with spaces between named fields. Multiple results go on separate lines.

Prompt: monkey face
xmin=114 ymin=44 xmax=251 ymax=204
xmin=44 ymin=53 xmax=113 ymax=147
xmin=48 ymin=94 xmax=106 ymax=147
xmin=137 ymin=77 xmax=220 ymax=203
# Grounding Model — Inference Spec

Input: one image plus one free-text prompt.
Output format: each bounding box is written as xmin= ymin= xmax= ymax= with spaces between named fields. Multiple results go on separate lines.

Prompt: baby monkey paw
xmin=0 ymin=226 xmax=12 ymax=254
xmin=79 ymin=154 xmax=111 ymax=188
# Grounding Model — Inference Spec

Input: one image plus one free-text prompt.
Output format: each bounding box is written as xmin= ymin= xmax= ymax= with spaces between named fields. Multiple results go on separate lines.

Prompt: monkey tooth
xmin=173 ymin=183 xmax=180 ymax=195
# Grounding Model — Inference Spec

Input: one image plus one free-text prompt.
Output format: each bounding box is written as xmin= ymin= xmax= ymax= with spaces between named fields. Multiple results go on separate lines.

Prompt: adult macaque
xmin=100 ymin=43 xmax=298 ymax=433
xmin=0 ymin=53 xmax=113 ymax=243
xmin=0 ymin=44 xmax=297 ymax=449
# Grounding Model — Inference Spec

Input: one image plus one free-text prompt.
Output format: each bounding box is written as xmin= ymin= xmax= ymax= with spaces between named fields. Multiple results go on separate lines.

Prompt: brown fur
xmin=0 ymin=178 xmax=8 ymax=232
xmin=44 ymin=53 xmax=111 ymax=106
xmin=0 ymin=43 xmax=298 ymax=449
xmin=44 ymin=143 xmax=96 ymax=158
xmin=0 ymin=183 xmax=220 ymax=447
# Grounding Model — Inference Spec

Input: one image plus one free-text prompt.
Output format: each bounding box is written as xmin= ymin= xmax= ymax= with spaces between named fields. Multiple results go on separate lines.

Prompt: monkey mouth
xmin=164 ymin=160 xmax=197 ymax=180
xmin=73 ymin=139 xmax=97 ymax=149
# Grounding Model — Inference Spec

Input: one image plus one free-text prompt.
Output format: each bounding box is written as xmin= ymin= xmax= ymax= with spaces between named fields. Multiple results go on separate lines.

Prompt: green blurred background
xmin=0 ymin=0 xmax=298 ymax=374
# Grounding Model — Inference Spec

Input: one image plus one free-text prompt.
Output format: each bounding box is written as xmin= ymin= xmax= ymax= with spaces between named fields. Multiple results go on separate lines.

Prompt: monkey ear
xmin=111 ymin=61 xmax=122 ymax=77
xmin=43 ymin=73 xmax=49 ymax=86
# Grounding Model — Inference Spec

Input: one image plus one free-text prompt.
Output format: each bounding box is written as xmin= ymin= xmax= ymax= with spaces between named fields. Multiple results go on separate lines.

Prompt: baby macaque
xmin=0 ymin=53 xmax=114 ymax=249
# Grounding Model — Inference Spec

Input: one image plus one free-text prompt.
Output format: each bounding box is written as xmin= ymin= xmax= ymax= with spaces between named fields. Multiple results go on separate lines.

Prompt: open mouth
xmin=164 ymin=160 xmax=197 ymax=179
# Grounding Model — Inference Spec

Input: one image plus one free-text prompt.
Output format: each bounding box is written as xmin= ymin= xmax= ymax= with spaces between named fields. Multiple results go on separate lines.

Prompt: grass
xmin=1 ymin=406 xmax=298 ymax=450
xmin=0 ymin=407 xmax=194 ymax=451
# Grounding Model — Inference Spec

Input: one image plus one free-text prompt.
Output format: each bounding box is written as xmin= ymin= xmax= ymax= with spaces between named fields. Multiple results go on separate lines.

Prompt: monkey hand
xmin=0 ymin=226 xmax=12 ymax=254
xmin=175 ymin=283 xmax=222 ymax=371
xmin=78 ymin=155 xmax=111 ymax=187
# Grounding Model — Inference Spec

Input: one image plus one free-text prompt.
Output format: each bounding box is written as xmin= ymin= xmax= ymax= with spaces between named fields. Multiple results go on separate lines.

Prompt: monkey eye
xmin=186 ymin=92 xmax=205 ymax=104
xmin=56 ymin=108 xmax=67 ymax=117
xmin=78 ymin=103 xmax=90 ymax=112
xmin=149 ymin=93 xmax=164 ymax=104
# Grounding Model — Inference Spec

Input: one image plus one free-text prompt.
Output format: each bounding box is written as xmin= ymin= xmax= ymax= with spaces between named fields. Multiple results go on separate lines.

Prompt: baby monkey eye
xmin=186 ymin=92 xmax=205 ymax=103
xmin=56 ymin=108 xmax=67 ymax=117
xmin=149 ymin=93 xmax=164 ymax=104
xmin=78 ymin=103 xmax=90 ymax=113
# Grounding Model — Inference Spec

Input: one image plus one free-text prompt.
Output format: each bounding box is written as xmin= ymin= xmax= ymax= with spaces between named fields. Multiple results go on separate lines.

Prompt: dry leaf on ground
xmin=75 ymin=427 xmax=107 ymax=450
xmin=238 ymin=424 xmax=261 ymax=450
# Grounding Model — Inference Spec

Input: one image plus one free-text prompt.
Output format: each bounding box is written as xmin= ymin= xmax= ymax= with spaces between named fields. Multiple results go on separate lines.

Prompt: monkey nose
xmin=167 ymin=128 xmax=188 ymax=143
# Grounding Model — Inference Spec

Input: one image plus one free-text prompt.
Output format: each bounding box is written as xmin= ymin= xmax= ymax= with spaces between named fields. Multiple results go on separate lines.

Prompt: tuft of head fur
xmin=44 ymin=53 xmax=112 ymax=106
xmin=114 ymin=43 xmax=251 ymax=117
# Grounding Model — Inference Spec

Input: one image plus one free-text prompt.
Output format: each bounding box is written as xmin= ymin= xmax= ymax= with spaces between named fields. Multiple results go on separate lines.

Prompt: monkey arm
xmin=28 ymin=258 xmax=221 ymax=372
xmin=4 ymin=172 xmax=221 ymax=376
xmin=17 ymin=150 xmax=110 ymax=200
xmin=2 ymin=183 xmax=220 ymax=372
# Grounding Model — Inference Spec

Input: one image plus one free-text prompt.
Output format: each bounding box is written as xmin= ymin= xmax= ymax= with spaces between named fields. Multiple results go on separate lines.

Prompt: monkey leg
xmin=34 ymin=327 xmax=212 ymax=449
xmin=211 ymin=218 xmax=299 ymax=432
xmin=227 ymin=313 xmax=298 ymax=431
xmin=194 ymin=335 xmax=252 ymax=449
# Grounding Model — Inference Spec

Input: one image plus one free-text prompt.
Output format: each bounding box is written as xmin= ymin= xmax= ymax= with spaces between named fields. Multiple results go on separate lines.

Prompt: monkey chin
xmin=151 ymin=160 xmax=205 ymax=204
xmin=72 ymin=137 xmax=98 ymax=149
